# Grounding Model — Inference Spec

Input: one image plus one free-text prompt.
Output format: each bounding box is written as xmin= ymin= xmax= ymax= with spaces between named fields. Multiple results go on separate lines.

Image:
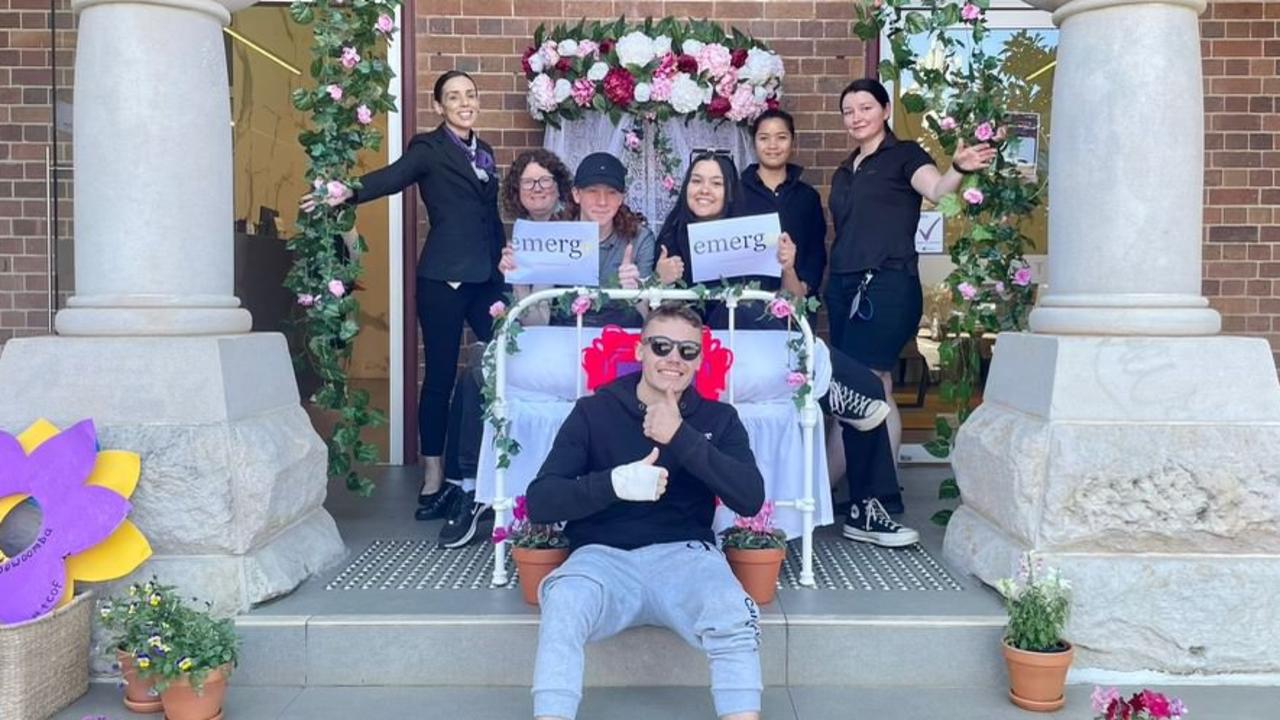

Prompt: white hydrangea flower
xmin=615 ymin=31 xmax=656 ymax=68
xmin=587 ymin=61 xmax=610 ymax=82
xmin=681 ymin=39 xmax=704 ymax=56
xmin=652 ymin=35 xmax=672 ymax=57
xmin=553 ymin=78 xmax=572 ymax=103
xmin=558 ymin=39 xmax=579 ymax=58
xmin=753 ymin=85 xmax=769 ymax=102
xmin=528 ymin=73 xmax=557 ymax=113
xmin=634 ymin=82 xmax=652 ymax=103
xmin=668 ymin=73 xmax=704 ymax=114
xmin=741 ymin=48 xmax=779 ymax=85
xmin=529 ymin=53 xmax=545 ymax=74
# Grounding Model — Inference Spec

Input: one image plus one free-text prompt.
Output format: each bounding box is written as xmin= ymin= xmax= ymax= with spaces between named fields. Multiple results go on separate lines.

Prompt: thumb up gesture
xmin=643 ymin=385 xmax=684 ymax=445
xmin=617 ymin=242 xmax=640 ymax=289
xmin=656 ymin=245 xmax=686 ymax=286
xmin=610 ymin=447 xmax=668 ymax=502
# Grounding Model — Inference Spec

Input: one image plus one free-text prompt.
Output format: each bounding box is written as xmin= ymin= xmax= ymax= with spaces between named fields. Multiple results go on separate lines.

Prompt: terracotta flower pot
xmin=116 ymin=648 xmax=163 ymax=714
xmin=159 ymin=664 xmax=231 ymax=720
xmin=512 ymin=546 xmax=570 ymax=606
xmin=725 ymin=547 xmax=786 ymax=605
xmin=1002 ymin=639 xmax=1074 ymax=712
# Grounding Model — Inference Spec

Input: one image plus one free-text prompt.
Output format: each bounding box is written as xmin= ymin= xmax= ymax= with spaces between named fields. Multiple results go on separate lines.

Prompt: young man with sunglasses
xmin=525 ymin=303 xmax=766 ymax=720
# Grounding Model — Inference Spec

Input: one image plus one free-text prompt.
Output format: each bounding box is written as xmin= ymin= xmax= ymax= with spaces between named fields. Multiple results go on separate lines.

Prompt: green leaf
xmin=930 ymin=509 xmax=954 ymax=527
xmin=901 ymin=92 xmax=926 ymax=114
xmin=938 ymin=478 xmax=961 ymax=500
xmin=922 ymin=438 xmax=951 ymax=459
xmin=934 ymin=415 xmax=954 ymax=440
xmin=289 ymin=2 xmax=314 ymax=24
xmin=877 ymin=59 xmax=899 ymax=83
xmin=937 ymin=193 xmax=962 ymax=218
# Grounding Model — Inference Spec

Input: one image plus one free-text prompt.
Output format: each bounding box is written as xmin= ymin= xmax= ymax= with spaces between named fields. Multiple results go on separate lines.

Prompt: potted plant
xmin=492 ymin=495 xmax=569 ymax=606
xmin=996 ymin=555 xmax=1073 ymax=712
xmin=139 ymin=602 xmax=239 ymax=720
xmin=721 ymin=501 xmax=788 ymax=605
xmin=1092 ymin=686 xmax=1187 ymax=720
xmin=99 ymin=579 xmax=184 ymax=713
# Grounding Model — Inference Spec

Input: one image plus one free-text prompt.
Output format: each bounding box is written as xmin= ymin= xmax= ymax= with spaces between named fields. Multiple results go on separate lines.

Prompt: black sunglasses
xmin=689 ymin=147 xmax=733 ymax=164
xmin=643 ymin=335 xmax=702 ymax=361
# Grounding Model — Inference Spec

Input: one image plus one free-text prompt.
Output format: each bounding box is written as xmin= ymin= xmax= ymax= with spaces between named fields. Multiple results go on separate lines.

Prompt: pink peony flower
xmin=975 ymin=121 xmax=995 ymax=142
xmin=375 ymin=14 xmax=394 ymax=34
xmin=716 ymin=68 xmax=739 ymax=99
xmin=654 ymin=52 xmax=677 ymax=79
xmin=602 ymin=67 xmax=636 ymax=107
xmin=768 ymin=298 xmax=792 ymax=319
xmin=961 ymin=3 xmax=981 ymax=21
xmin=675 ymin=54 xmax=698 ymax=74
xmin=962 ymin=187 xmax=984 ymax=205
xmin=726 ymin=84 xmax=763 ymax=122
xmin=730 ymin=48 xmax=748 ymax=69
xmin=489 ymin=300 xmax=506 ymax=318
xmin=571 ymin=295 xmax=592 ymax=316
xmin=340 ymin=46 xmax=360 ymax=70
xmin=491 ymin=526 xmax=508 ymax=544
xmin=786 ymin=371 xmax=806 ymax=389
xmin=325 ymin=180 xmax=351 ymax=206
xmin=1140 ymin=690 xmax=1172 ymax=719
xmin=649 ymin=73 xmax=674 ymax=102
xmin=297 ymin=293 xmax=316 ymax=307
xmin=958 ymin=282 xmax=978 ymax=300
xmin=513 ymin=494 xmax=528 ymax=521
xmin=356 ymin=104 xmax=373 ymax=125
xmin=696 ymin=43 xmax=733 ymax=79
xmin=624 ymin=131 xmax=642 ymax=151
xmin=661 ymin=175 xmax=677 ymax=193
xmin=1013 ymin=266 xmax=1033 ymax=286
xmin=327 ymin=84 xmax=343 ymax=101
xmin=570 ymin=78 xmax=596 ymax=107
xmin=939 ymin=116 xmax=957 ymax=131
xmin=707 ymin=95 xmax=731 ymax=118
xmin=576 ymin=39 xmax=598 ymax=58
xmin=328 ymin=279 xmax=346 ymax=297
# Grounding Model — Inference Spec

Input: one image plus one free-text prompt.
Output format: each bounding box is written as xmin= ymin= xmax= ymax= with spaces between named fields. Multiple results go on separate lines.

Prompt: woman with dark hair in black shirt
xmin=654 ymin=151 xmax=743 ymax=290
xmin=826 ymin=78 xmax=995 ymax=500
xmin=302 ymin=70 xmax=506 ymax=521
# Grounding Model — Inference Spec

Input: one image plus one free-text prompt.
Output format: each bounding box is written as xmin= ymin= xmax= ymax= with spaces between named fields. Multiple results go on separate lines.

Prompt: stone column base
xmin=944 ymin=333 xmax=1280 ymax=674
xmin=0 ymin=333 xmax=346 ymax=615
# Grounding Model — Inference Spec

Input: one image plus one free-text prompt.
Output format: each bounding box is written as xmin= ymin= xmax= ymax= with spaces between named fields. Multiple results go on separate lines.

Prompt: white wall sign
xmin=916 ymin=211 xmax=944 ymax=254
xmin=688 ymin=213 xmax=782 ymax=283
xmin=506 ymin=220 xmax=600 ymax=286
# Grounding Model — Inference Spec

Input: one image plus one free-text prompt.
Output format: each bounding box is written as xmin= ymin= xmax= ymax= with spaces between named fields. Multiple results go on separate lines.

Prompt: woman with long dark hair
xmin=826 ymin=77 xmax=994 ymax=539
xmin=302 ymin=70 xmax=506 ymax=521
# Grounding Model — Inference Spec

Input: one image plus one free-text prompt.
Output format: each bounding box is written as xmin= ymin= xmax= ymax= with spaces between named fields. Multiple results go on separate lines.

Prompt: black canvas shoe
xmin=842 ymin=497 xmax=920 ymax=548
xmin=825 ymin=380 xmax=891 ymax=432
xmin=437 ymin=491 xmax=494 ymax=549
xmin=415 ymin=483 xmax=461 ymax=522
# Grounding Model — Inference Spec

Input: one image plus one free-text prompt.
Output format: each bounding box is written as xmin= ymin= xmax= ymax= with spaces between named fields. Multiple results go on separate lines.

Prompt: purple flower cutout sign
xmin=0 ymin=420 xmax=135 ymax=624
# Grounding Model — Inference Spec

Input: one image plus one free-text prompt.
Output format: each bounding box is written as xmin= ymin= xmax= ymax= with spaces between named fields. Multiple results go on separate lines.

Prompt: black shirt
xmin=738 ymin=162 xmax=828 ymax=299
xmin=525 ymin=372 xmax=765 ymax=551
xmin=828 ymin=131 xmax=934 ymax=276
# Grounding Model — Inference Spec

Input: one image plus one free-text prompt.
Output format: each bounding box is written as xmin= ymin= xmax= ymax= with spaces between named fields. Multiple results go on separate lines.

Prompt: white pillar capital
xmin=1022 ymin=0 xmax=1219 ymax=335
xmin=58 ymin=0 xmax=257 ymax=336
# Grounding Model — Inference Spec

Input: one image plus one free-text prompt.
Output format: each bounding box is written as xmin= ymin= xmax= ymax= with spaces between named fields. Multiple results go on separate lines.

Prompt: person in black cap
xmin=434 ymin=152 xmax=658 ymax=550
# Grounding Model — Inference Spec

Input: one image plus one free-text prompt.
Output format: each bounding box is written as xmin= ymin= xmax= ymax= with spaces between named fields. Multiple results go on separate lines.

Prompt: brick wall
xmin=1201 ymin=0 xmax=1280 ymax=367
xmin=0 ymin=0 xmax=73 ymax=344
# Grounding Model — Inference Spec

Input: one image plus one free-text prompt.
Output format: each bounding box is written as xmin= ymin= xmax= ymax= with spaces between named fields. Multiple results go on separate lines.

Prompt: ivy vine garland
xmin=289 ymin=0 xmax=398 ymax=495
xmin=855 ymin=0 xmax=1044 ymax=523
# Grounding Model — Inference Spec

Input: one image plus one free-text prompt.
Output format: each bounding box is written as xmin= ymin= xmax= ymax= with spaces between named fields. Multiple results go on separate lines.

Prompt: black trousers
xmin=416 ymin=278 xmax=504 ymax=457
xmin=821 ymin=347 xmax=900 ymax=503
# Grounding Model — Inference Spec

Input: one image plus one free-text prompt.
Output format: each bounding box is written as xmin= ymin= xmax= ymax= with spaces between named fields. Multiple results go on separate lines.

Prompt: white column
xmin=57 ymin=0 xmax=256 ymax=336
xmin=1025 ymin=0 xmax=1220 ymax=336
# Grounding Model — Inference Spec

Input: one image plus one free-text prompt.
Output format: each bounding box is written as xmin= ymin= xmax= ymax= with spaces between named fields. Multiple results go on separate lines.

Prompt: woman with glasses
xmin=300 ymin=70 xmax=506 ymax=520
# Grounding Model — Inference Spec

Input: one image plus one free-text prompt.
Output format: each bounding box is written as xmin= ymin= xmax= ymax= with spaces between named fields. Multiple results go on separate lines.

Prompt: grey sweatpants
xmin=532 ymin=541 xmax=763 ymax=719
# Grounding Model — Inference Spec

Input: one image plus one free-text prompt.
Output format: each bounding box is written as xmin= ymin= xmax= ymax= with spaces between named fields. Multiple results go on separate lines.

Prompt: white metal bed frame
xmin=488 ymin=287 xmax=820 ymax=589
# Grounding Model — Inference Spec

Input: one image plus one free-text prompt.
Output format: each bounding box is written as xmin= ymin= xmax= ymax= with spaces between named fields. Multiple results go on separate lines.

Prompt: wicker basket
xmin=0 ymin=591 xmax=92 ymax=720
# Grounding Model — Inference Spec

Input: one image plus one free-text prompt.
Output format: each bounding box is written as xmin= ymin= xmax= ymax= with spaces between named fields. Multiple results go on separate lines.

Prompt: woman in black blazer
xmin=305 ymin=71 xmax=506 ymax=518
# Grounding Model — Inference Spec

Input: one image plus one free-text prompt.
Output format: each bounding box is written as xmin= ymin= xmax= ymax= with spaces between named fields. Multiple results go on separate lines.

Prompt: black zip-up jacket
xmin=526 ymin=372 xmax=765 ymax=550
xmin=738 ymin=163 xmax=828 ymax=299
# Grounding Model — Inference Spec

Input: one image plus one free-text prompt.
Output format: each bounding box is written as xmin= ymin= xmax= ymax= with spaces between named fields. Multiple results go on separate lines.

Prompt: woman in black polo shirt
xmin=303 ymin=70 xmax=505 ymax=519
xmin=827 ymin=78 xmax=995 ymax=469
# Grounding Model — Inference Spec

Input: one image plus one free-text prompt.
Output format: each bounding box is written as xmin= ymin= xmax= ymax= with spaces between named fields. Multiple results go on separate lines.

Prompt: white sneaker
xmin=842 ymin=498 xmax=919 ymax=548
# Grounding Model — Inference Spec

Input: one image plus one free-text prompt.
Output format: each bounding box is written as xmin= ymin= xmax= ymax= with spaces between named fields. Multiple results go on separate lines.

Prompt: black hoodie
xmin=526 ymin=372 xmax=765 ymax=551
xmin=738 ymin=163 xmax=828 ymax=299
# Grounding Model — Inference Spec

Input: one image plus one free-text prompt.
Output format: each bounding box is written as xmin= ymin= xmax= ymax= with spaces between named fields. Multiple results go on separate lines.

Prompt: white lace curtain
xmin=543 ymin=113 xmax=757 ymax=229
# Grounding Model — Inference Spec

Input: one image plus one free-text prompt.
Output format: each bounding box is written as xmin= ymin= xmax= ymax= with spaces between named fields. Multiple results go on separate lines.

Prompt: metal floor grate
xmin=326 ymin=536 xmax=963 ymax=592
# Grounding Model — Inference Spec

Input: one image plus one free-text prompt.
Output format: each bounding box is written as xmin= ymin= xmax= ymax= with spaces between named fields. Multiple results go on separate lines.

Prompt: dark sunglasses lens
xmin=678 ymin=344 xmax=701 ymax=361
xmin=648 ymin=338 xmax=674 ymax=357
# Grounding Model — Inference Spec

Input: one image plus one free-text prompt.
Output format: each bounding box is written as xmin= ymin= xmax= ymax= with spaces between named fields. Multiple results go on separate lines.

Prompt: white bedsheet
xmin=476 ymin=327 xmax=834 ymax=540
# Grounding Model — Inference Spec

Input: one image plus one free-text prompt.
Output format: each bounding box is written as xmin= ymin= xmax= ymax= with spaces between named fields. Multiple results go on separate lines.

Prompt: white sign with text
xmin=688 ymin=213 xmax=782 ymax=283
xmin=915 ymin=211 xmax=944 ymax=254
xmin=506 ymin=220 xmax=600 ymax=286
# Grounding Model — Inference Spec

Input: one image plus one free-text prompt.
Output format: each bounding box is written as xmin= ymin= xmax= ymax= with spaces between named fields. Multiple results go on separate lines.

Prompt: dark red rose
xmin=707 ymin=95 xmax=731 ymax=118
xmin=555 ymin=57 xmax=571 ymax=73
xmin=520 ymin=46 xmax=536 ymax=78
xmin=599 ymin=38 xmax=615 ymax=56
xmin=730 ymin=48 xmax=748 ymax=68
xmin=602 ymin=67 xmax=636 ymax=108
xmin=676 ymin=54 xmax=698 ymax=74
xmin=765 ymin=97 xmax=780 ymax=111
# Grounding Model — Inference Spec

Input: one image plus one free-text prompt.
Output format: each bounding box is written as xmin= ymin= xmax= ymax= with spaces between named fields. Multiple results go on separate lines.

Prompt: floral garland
xmin=623 ymin=123 xmax=680 ymax=198
xmin=288 ymin=0 xmax=396 ymax=495
xmin=855 ymin=0 xmax=1042 ymax=524
xmin=481 ymin=285 xmax=818 ymax=471
xmin=522 ymin=17 xmax=785 ymax=127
